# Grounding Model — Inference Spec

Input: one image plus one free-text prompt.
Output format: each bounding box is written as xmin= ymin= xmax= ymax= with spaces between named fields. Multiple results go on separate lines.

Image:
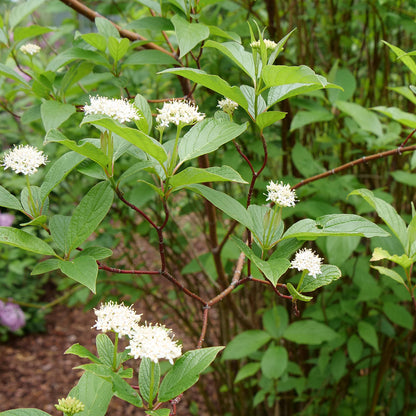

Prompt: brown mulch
xmin=0 ymin=305 xmax=144 ymax=415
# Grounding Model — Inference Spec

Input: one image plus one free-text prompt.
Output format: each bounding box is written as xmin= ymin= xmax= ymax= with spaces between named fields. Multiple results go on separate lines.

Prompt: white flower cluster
xmin=217 ymin=98 xmax=238 ymax=114
xmin=84 ymin=96 xmax=141 ymax=124
xmin=291 ymin=248 xmax=323 ymax=279
xmin=250 ymin=39 xmax=278 ymax=50
xmin=266 ymin=180 xmax=297 ymax=207
xmin=93 ymin=301 xmax=142 ymax=337
xmin=1 ymin=145 xmax=47 ymax=176
xmin=127 ymin=323 xmax=182 ymax=364
xmin=20 ymin=43 xmax=41 ymax=55
xmin=156 ymin=100 xmax=205 ymax=128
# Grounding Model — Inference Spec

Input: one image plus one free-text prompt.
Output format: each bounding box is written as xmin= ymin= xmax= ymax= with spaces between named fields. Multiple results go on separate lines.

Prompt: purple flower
xmin=0 ymin=300 xmax=26 ymax=331
xmin=0 ymin=212 xmax=15 ymax=227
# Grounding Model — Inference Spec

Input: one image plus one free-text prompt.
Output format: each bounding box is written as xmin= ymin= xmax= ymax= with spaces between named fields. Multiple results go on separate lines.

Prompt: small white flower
xmin=291 ymin=248 xmax=323 ymax=279
xmin=250 ymin=39 xmax=278 ymax=50
xmin=84 ymin=96 xmax=141 ymax=124
xmin=19 ymin=43 xmax=41 ymax=55
xmin=217 ymin=98 xmax=238 ymax=114
xmin=265 ymin=180 xmax=297 ymax=207
xmin=156 ymin=100 xmax=205 ymax=128
xmin=127 ymin=323 xmax=182 ymax=364
xmin=93 ymin=301 xmax=142 ymax=337
xmin=2 ymin=145 xmax=47 ymax=176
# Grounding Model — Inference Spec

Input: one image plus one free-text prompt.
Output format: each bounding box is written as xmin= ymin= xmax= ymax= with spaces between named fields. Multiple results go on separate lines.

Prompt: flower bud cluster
xmin=266 ymin=180 xmax=297 ymax=207
xmin=20 ymin=43 xmax=41 ymax=55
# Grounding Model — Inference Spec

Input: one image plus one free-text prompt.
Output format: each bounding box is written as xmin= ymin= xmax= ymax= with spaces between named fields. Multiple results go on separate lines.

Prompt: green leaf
xmin=247 ymin=205 xmax=284 ymax=250
xmin=50 ymin=215 xmax=70 ymax=254
xmin=325 ymin=235 xmax=360 ymax=265
xmin=158 ymin=347 xmax=224 ymax=402
xmin=290 ymin=109 xmax=334 ymax=131
xmin=124 ymin=50 xmax=178 ymax=66
xmin=283 ymin=320 xmax=339 ymax=345
xmin=111 ymin=373 xmax=143 ymax=407
xmin=139 ymin=358 xmax=160 ymax=404
xmin=347 ymin=334 xmax=363 ymax=363
xmin=371 ymin=247 xmax=412 ymax=269
xmin=40 ymin=151 xmax=86 ymax=202
xmin=383 ymin=41 xmax=416 ymax=76
xmin=67 ymin=181 xmax=114 ymax=252
xmin=256 ymin=111 xmax=286 ymax=130
xmin=240 ymin=85 xmax=266 ymax=118
xmin=205 ymin=40 xmax=256 ymax=80
xmin=40 ymin=101 xmax=76 ymax=132
xmin=126 ymin=16 xmax=173 ymax=32
xmin=31 ymin=258 xmax=60 ymax=275
xmin=58 ymin=255 xmax=98 ymax=293
xmin=169 ymin=166 xmax=247 ymax=190
xmin=171 ymin=15 xmax=209 ymax=58
xmin=44 ymin=129 xmax=108 ymax=169
xmin=262 ymin=65 xmax=332 ymax=88
xmin=0 ymin=227 xmax=55 ymax=256
xmin=232 ymin=237 xmax=290 ymax=285
xmin=0 ymin=410 xmax=51 ymax=416
xmin=349 ymin=189 xmax=407 ymax=250
xmin=108 ymin=37 xmax=130 ymax=62
xmin=95 ymin=17 xmax=120 ymax=38
xmin=82 ymin=115 xmax=167 ymax=165
xmin=0 ymin=63 xmax=30 ymax=87
xmin=336 ymin=101 xmax=382 ymax=136
xmin=46 ymin=47 xmax=109 ymax=72
xmin=267 ymin=84 xmax=331 ymax=107
xmin=223 ymin=330 xmax=271 ymax=360
xmin=0 ymin=185 xmax=22 ymax=210
xmin=96 ymin=334 xmax=115 ymax=367
xmin=371 ymin=265 xmax=407 ymax=287
xmin=14 ymin=25 xmax=53 ymax=43
xmin=300 ymin=265 xmax=342 ymax=292
xmin=282 ymin=214 xmax=390 ymax=240
xmin=383 ymin=302 xmax=413 ymax=330
xmin=357 ymin=321 xmax=379 ymax=351
xmin=372 ymin=106 xmax=416 ymax=129
xmin=187 ymin=184 xmax=252 ymax=229
xmin=76 ymin=246 xmax=113 ymax=260
xmin=69 ymin=372 xmax=113 ymax=416
xmin=261 ymin=345 xmax=288 ymax=379
xmin=65 ymin=343 xmax=102 ymax=364
xmin=178 ymin=118 xmax=247 ymax=163
xmin=234 ymin=362 xmax=261 ymax=383
xmin=262 ymin=306 xmax=289 ymax=339
xmin=390 ymin=170 xmax=416 ymax=187
xmin=159 ymin=68 xmax=248 ymax=110
xmin=146 ymin=410 xmax=170 ymax=416
xmin=134 ymin=94 xmax=153 ymax=134
xmin=286 ymin=283 xmax=313 ymax=302
xmin=81 ymin=33 xmax=107 ymax=52
xmin=291 ymin=142 xmax=325 ymax=177
xmin=117 ymin=161 xmax=154 ymax=185
xmin=9 ymin=0 xmax=47 ymax=29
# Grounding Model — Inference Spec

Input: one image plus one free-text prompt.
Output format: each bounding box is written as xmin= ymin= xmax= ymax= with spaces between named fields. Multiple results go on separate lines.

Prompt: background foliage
xmin=0 ymin=1 xmax=416 ymax=415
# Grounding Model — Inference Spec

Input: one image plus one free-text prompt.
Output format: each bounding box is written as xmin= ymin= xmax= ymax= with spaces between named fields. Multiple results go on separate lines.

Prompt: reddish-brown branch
xmin=160 ymin=270 xmax=206 ymax=305
xmin=98 ymin=262 xmax=160 ymax=275
xmin=197 ymin=307 xmax=210 ymax=348
xmin=293 ymin=144 xmax=416 ymax=190
xmin=58 ymin=0 xmax=177 ymax=59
